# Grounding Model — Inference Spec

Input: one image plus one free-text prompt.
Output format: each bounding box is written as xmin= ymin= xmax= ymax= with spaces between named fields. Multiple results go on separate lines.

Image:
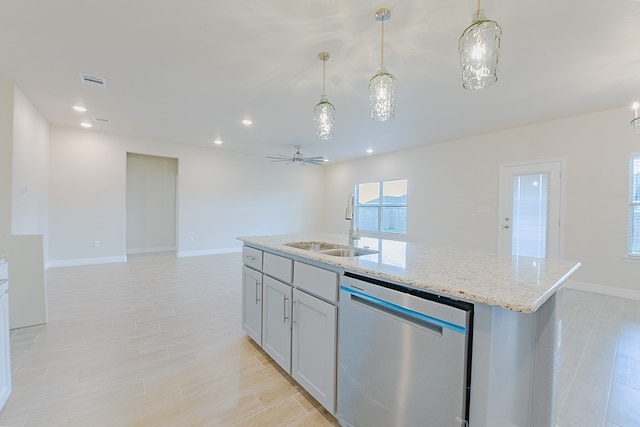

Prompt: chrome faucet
xmin=345 ymin=193 xmax=360 ymax=246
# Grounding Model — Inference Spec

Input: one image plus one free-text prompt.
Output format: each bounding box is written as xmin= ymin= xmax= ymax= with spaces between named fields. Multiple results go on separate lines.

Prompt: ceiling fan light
xmin=369 ymin=67 xmax=396 ymax=121
xmin=458 ymin=9 xmax=502 ymax=90
xmin=314 ymin=95 xmax=335 ymax=140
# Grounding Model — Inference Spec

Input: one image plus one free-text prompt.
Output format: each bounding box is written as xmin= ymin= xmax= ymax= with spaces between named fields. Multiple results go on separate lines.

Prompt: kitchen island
xmin=237 ymin=233 xmax=581 ymax=427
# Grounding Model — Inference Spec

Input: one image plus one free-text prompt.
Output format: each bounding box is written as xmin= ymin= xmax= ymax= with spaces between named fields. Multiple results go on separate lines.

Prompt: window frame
xmin=629 ymin=154 xmax=640 ymax=257
xmin=354 ymin=179 xmax=407 ymax=240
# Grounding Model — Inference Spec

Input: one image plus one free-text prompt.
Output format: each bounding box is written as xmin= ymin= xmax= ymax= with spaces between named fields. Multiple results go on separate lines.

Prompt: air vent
xmin=92 ymin=116 xmax=111 ymax=124
xmin=80 ymin=73 xmax=107 ymax=88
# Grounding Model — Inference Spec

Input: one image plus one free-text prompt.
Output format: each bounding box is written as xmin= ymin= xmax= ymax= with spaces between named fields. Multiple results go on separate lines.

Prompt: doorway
xmin=498 ymin=159 xmax=565 ymax=259
xmin=126 ymin=153 xmax=178 ymax=255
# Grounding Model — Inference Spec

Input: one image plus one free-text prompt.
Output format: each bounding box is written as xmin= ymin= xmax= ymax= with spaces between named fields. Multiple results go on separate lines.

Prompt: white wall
xmin=48 ymin=126 xmax=324 ymax=264
xmin=126 ymin=153 xmax=177 ymax=254
xmin=11 ymin=86 xmax=49 ymax=238
xmin=0 ymin=80 xmax=49 ymax=243
xmin=0 ymin=79 xmax=14 ymax=235
xmin=323 ymin=107 xmax=640 ymax=295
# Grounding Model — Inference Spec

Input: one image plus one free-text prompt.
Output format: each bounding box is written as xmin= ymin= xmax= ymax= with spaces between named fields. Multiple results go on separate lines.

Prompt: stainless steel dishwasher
xmin=337 ymin=272 xmax=473 ymax=427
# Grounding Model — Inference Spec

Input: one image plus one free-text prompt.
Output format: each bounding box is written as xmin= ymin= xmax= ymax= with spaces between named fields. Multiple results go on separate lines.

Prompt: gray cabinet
xmin=292 ymin=287 xmax=337 ymax=413
xmin=240 ymin=246 xmax=339 ymax=414
xmin=241 ymin=265 xmax=262 ymax=345
xmin=262 ymin=275 xmax=292 ymax=372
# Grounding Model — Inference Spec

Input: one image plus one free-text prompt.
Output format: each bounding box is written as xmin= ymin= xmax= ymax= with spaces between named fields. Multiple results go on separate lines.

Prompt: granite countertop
xmin=237 ymin=233 xmax=581 ymax=313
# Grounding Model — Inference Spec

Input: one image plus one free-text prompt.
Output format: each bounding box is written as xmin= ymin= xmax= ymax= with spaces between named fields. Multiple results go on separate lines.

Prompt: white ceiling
xmin=2 ymin=0 xmax=640 ymax=163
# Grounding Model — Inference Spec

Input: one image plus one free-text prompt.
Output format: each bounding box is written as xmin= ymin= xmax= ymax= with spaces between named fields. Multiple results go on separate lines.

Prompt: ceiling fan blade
xmin=301 ymin=156 xmax=325 ymax=165
xmin=267 ymin=154 xmax=292 ymax=162
xmin=267 ymin=147 xmax=323 ymax=166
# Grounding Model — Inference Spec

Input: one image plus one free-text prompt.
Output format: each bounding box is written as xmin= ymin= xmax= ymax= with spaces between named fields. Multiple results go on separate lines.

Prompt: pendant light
xmin=313 ymin=52 xmax=335 ymax=140
xmin=458 ymin=0 xmax=502 ymax=90
xmin=369 ymin=8 xmax=396 ymax=122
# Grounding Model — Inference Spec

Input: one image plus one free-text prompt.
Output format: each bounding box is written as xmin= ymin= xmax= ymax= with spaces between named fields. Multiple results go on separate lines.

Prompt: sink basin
xmin=318 ymin=248 xmax=378 ymax=257
xmin=284 ymin=241 xmax=378 ymax=257
xmin=284 ymin=241 xmax=344 ymax=251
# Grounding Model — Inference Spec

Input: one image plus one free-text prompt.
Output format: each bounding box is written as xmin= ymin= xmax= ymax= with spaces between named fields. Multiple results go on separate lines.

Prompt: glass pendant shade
xmin=369 ymin=67 xmax=397 ymax=121
xmin=370 ymin=8 xmax=396 ymax=122
xmin=314 ymin=95 xmax=335 ymax=140
xmin=458 ymin=10 xmax=502 ymax=90
xmin=313 ymin=51 xmax=334 ymax=140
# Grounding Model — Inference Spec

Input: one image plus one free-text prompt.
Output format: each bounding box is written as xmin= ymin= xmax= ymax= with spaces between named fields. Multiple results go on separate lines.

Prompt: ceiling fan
xmin=267 ymin=145 xmax=325 ymax=165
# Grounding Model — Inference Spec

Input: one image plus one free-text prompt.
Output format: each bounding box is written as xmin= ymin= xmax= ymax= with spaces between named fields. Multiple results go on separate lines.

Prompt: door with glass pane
xmin=499 ymin=160 xmax=563 ymax=259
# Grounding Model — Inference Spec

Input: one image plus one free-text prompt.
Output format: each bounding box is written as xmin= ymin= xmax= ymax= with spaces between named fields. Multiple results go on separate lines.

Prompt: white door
xmin=499 ymin=160 xmax=564 ymax=259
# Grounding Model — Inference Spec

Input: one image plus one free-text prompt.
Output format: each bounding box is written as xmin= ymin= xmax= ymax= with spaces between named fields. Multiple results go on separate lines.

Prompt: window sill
xmin=359 ymin=231 xmax=407 ymax=242
xmin=624 ymin=255 xmax=640 ymax=263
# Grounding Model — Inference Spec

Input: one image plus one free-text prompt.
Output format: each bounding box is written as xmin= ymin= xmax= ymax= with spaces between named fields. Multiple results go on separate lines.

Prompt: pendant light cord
xmin=322 ymin=58 xmax=326 ymax=96
xmin=380 ymin=18 xmax=385 ymax=68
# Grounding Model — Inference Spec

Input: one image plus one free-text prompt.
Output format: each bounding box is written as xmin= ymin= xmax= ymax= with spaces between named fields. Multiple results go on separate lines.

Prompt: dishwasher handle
xmin=342 ymin=286 xmax=466 ymax=335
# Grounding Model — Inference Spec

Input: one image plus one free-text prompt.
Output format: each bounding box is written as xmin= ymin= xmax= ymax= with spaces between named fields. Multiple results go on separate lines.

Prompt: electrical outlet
xmin=93 ymin=240 xmax=101 ymax=248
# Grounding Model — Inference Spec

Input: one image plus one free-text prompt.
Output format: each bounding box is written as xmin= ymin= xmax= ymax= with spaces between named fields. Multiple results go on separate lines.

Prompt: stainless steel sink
xmin=318 ymin=248 xmax=378 ymax=257
xmin=284 ymin=241 xmax=343 ymax=251
xmin=284 ymin=241 xmax=378 ymax=257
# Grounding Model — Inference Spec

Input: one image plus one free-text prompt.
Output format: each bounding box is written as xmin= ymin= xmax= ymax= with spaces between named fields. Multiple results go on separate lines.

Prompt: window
xmin=630 ymin=155 xmax=640 ymax=256
xmin=355 ymin=179 xmax=407 ymax=236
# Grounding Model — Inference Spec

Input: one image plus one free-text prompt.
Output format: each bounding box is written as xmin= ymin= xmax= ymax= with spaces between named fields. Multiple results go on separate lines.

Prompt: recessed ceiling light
xmin=323 ymin=158 xmax=330 ymax=163
xmin=80 ymin=122 xmax=92 ymax=129
xmin=73 ymin=105 xmax=87 ymax=113
xmin=242 ymin=119 xmax=253 ymax=126
xmin=213 ymin=139 xmax=223 ymax=145
xmin=366 ymin=148 xmax=374 ymax=154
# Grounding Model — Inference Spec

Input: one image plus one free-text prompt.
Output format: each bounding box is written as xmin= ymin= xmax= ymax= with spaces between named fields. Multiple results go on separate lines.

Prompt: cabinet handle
xmin=255 ymin=281 xmax=261 ymax=304
xmin=283 ymin=296 xmax=289 ymax=322
xmin=245 ymin=255 xmax=256 ymax=261
xmin=292 ymin=300 xmax=297 ymax=324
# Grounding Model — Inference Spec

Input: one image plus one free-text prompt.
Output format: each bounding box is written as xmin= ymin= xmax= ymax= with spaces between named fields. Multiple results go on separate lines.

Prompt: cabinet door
xmin=0 ymin=283 xmax=11 ymax=411
xmin=292 ymin=288 xmax=337 ymax=414
xmin=262 ymin=276 xmax=292 ymax=373
xmin=241 ymin=266 xmax=262 ymax=345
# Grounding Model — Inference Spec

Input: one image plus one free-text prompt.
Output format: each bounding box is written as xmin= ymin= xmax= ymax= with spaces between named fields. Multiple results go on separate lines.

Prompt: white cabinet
xmin=292 ymin=288 xmax=337 ymax=413
xmin=262 ymin=275 xmax=292 ymax=372
xmin=241 ymin=266 xmax=263 ymax=345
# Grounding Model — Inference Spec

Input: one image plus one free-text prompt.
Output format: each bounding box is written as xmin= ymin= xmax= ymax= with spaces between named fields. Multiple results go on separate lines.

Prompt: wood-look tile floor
xmin=0 ymin=251 xmax=637 ymax=426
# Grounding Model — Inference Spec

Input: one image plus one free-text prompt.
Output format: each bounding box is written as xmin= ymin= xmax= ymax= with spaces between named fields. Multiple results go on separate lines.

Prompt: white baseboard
xmin=126 ymin=246 xmax=176 ymax=255
xmin=177 ymin=247 xmax=242 ymax=258
xmin=47 ymin=255 xmax=127 ymax=268
xmin=565 ymin=279 xmax=640 ymax=300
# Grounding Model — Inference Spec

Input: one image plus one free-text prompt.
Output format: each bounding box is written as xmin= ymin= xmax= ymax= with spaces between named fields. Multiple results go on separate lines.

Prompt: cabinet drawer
xmin=263 ymin=252 xmax=293 ymax=283
xmin=242 ymin=246 xmax=263 ymax=271
xmin=293 ymin=261 xmax=339 ymax=303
